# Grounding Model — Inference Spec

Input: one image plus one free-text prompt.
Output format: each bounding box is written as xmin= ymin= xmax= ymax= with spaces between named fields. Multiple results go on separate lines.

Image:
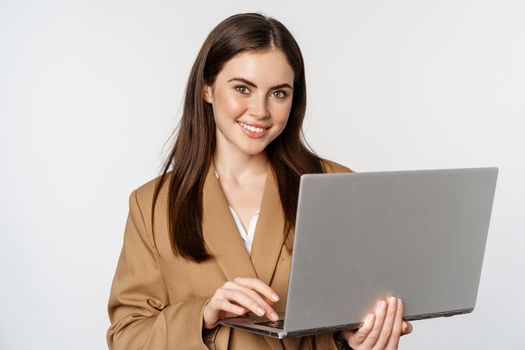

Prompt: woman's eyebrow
xmin=227 ymin=77 xmax=293 ymax=90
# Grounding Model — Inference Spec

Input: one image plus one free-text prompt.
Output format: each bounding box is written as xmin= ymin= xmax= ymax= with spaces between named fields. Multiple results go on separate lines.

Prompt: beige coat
xmin=107 ymin=159 xmax=353 ymax=349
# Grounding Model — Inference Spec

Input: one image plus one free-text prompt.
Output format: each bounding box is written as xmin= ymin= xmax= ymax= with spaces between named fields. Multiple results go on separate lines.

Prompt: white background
xmin=1 ymin=1 xmax=523 ymax=349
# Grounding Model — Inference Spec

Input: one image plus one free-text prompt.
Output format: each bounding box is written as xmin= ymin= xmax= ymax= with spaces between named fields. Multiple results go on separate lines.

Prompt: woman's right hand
xmin=203 ymin=277 xmax=281 ymax=330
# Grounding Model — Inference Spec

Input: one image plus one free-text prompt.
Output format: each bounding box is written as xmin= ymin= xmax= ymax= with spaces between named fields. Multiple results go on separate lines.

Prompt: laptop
xmin=218 ymin=167 xmax=498 ymax=339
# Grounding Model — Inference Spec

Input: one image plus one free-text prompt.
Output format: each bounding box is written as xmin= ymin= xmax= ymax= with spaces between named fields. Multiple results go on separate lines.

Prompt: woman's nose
xmin=248 ymin=94 xmax=270 ymax=119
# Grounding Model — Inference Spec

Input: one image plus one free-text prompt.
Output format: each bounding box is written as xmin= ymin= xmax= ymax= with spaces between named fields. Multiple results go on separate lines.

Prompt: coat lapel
xmin=249 ymin=162 xmax=286 ymax=286
xmin=202 ymin=162 xmax=286 ymax=286
xmin=202 ymin=163 xmax=258 ymax=281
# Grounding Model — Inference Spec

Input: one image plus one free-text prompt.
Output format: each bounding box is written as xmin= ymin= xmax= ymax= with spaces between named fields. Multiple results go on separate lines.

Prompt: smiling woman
xmin=106 ymin=12 xmax=410 ymax=350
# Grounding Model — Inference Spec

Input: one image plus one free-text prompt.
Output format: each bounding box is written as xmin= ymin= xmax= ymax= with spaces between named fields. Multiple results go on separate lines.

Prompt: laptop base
xmin=218 ymin=307 xmax=473 ymax=339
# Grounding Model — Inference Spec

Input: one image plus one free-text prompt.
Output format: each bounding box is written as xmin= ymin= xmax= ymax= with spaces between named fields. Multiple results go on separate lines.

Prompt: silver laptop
xmin=218 ymin=167 xmax=498 ymax=339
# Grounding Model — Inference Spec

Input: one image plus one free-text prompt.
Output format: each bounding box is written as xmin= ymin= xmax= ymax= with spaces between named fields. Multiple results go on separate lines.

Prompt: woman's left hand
xmin=340 ymin=297 xmax=413 ymax=350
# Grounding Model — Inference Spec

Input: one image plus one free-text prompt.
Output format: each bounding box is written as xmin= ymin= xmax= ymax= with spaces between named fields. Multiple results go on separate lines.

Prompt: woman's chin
xmin=238 ymin=144 xmax=269 ymax=157
xmin=243 ymin=149 xmax=267 ymax=157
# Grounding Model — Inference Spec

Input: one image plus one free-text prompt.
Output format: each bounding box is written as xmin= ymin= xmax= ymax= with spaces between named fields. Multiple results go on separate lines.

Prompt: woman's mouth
xmin=237 ymin=121 xmax=270 ymax=138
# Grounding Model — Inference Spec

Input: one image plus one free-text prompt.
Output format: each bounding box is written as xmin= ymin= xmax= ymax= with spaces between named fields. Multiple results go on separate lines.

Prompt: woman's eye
xmin=235 ymin=85 xmax=249 ymax=94
xmin=234 ymin=85 xmax=288 ymax=99
xmin=273 ymin=90 xmax=288 ymax=99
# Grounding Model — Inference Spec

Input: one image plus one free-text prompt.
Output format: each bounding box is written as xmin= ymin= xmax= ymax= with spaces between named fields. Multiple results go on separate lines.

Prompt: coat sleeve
xmin=106 ymin=189 xmax=212 ymax=350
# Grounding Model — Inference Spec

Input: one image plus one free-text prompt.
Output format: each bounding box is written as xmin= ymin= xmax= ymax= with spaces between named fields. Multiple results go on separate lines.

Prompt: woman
xmin=107 ymin=12 xmax=413 ymax=350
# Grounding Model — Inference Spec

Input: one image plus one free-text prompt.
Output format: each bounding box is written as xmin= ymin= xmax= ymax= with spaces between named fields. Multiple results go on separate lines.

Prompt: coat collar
xmin=202 ymin=161 xmax=286 ymax=286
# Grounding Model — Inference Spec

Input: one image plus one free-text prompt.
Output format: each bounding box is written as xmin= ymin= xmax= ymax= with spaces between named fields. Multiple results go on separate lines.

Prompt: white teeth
xmin=239 ymin=122 xmax=265 ymax=133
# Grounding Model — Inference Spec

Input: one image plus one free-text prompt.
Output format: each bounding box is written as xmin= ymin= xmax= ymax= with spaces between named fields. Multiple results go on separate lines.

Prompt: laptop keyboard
xmin=255 ymin=319 xmax=285 ymax=329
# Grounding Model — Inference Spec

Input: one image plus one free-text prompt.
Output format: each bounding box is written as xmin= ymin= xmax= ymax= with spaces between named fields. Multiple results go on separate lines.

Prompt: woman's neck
xmin=213 ymin=150 xmax=268 ymax=185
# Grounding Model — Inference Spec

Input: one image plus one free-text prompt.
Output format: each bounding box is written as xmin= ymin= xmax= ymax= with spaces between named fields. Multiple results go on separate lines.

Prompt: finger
xmin=224 ymin=281 xmax=278 ymax=320
xmin=347 ymin=313 xmax=375 ymax=346
xmin=341 ymin=329 xmax=355 ymax=342
xmin=261 ymin=294 xmax=277 ymax=306
xmin=385 ymin=298 xmax=404 ymax=349
xmin=218 ymin=288 xmax=271 ymax=319
xmin=211 ymin=297 xmax=247 ymax=316
xmin=402 ymin=321 xmax=413 ymax=335
xmin=361 ymin=299 xmax=388 ymax=348
xmin=233 ymin=277 xmax=280 ymax=303
xmin=372 ymin=296 xmax=398 ymax=349
xmin=226 ymin=280 xmax=277 ymax=310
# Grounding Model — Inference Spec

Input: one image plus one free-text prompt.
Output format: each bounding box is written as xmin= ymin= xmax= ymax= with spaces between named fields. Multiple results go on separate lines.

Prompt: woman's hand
xmin=203 ymin=277 xmax=280 ymax=330
xmin=341 ymin=297 xmax=413 ymax=350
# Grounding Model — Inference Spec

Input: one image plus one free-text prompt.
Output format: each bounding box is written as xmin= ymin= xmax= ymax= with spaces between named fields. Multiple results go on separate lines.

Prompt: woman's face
xmin=203 ymin=49 xmax=295 ymax=157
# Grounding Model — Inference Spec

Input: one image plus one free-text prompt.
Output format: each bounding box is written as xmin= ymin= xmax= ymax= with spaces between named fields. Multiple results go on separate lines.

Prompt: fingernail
xmin=257 ymin=307 xmax=265 ymax=316
xmin=271 ymin=293 xmax=279 ymax=301
xmin=366 ymin=313 xmax=374 ymax=323
xmin=271 ymin=312 xmax=279 ymax=321
xmin=389 ymin=296 xmax=396 ymax=304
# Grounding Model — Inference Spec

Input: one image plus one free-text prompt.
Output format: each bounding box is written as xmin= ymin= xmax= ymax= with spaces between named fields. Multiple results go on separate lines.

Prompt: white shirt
xmin=214 ymin=170 xmax=259 ymax=255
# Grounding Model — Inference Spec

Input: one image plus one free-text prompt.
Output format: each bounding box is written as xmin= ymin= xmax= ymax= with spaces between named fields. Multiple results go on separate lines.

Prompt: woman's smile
xmin=237 ymin=121 xmax=271 ymax=138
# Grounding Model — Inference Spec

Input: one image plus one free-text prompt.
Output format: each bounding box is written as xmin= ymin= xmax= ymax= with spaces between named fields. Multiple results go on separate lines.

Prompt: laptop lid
xmin=283 ymin=167 xmax=498 ymax=333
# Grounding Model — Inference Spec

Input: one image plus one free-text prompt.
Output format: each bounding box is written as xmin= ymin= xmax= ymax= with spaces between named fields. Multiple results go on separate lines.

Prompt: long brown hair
xmin=151 ymin=12 xmax=326 ymax=262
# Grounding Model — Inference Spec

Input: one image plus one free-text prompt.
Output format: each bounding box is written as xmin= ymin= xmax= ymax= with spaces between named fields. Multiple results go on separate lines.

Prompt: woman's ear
xmin=203 ymin=84 xmax=213 ymax=104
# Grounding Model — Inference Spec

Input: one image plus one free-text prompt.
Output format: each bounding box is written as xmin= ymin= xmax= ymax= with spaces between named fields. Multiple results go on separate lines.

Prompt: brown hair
xmin=151 ymin=12 xmax=326 ymax=262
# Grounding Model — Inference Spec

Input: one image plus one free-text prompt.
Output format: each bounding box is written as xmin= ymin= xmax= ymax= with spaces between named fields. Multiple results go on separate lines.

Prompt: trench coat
xmin=107 ymin=158 xmax=353 ymax=349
